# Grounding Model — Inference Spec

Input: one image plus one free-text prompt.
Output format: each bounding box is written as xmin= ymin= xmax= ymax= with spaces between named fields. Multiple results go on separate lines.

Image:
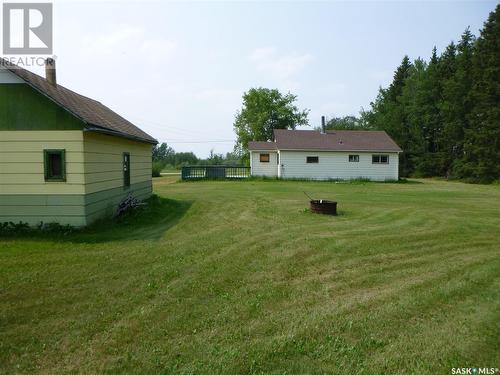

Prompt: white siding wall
xmin=250 ymin=151 xmax=278 ymax=177
xmin=279 ymin=151 xmax=399 ymax=181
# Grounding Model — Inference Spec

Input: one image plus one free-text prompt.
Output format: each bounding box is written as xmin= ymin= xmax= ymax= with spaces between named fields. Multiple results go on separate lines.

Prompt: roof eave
xmin=276 ymin=148 xmax=402 ymax=153
xmin=84 ymin=125 xmax=158 ymax=144
xmin=5 ymin=63 xmax=158 ymax=145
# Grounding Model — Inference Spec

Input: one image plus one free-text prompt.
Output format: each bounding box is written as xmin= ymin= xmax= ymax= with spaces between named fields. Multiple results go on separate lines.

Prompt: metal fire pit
xmin=310 ymin=199 xmax=337 ymax=215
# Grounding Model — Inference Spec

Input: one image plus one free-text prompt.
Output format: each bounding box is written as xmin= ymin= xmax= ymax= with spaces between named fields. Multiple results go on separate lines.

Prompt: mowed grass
xmin=1 ymin=177 xmax=499 ymax=374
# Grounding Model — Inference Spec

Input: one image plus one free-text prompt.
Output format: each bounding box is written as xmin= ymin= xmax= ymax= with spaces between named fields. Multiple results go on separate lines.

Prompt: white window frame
xmin=372 ymin=154 xmax=389 ymax=164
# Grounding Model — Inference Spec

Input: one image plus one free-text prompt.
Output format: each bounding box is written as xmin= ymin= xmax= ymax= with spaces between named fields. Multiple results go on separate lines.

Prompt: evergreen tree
xmin=401 ymin=58 xmax=436 ymax=177
xmin=435 ymin=42 xmax=457 ymax=174
xmin=460 ymin=6 xmax=500 ymax=181
xmin=387 ymin=55 xmax=412 ymax=101
xmin=368 ymin=56 xmax=415 ymax=176
xmin=441 ymin=29 xmax=475 ymax=176
xmin=358 ymin=6 xmax=497 ymax=182
xmin=408 ymin=47 xmax=452 ymax=177
xmin=426 ymin=47 xmax=443 ymax=156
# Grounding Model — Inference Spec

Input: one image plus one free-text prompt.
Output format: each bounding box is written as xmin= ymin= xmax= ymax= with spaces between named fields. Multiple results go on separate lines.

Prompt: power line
xmin=128 ymin=116 xmax=236 ymax=145
xmin=158 ymin=140 xmax=235 ymax=144
xmin=129 ymin=116 xmax=220 ymax=139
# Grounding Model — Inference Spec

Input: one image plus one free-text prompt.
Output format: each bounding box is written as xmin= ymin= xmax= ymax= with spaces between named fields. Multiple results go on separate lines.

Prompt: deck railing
xmin=181 ymin=166 xmax=251 ymax=180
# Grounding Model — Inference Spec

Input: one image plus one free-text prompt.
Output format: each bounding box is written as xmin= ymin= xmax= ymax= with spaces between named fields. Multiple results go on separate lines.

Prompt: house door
xmin=123 ymin=152 xmax=130 ymax=187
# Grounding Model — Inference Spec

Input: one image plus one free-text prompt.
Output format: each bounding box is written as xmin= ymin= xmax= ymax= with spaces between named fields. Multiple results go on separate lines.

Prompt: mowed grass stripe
xmin=0 ymin=177 xmax=499 ymax=374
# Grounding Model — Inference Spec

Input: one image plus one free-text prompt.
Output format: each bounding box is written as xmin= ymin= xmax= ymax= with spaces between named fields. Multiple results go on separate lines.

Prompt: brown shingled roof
xmin=275 ymin=129 xmax=401 ymax=152
xmin=1 ymin=59 xmax=157 ymax=144
xmin=249 ymin=129 xmax=402 ymax=152
xmin=248 ymin=141 xmax=278 ymax=150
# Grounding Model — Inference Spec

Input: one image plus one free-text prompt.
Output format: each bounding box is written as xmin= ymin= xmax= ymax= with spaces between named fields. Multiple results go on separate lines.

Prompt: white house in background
xmin=248 ymin=129 xmax=402 ymax=181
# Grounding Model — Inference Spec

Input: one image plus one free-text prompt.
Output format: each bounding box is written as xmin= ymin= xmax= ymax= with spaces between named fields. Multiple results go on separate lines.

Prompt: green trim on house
xmin=44 ymin=149 xmax=66 ymax=181
xmin=0 ymin=84 xmax=84 ymax=130
xmin=0 ymin=181 xmax=152 ymax=226
xmin=0 ymin=195 xmax=85 ymax=206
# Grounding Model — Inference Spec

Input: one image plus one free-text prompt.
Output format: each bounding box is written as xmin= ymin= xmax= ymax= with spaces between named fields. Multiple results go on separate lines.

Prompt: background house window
xmin=44 ymin=150 xmax=66 ymax=181
xmin=349 ymin=155 xmax=359 ymax=162
xmin=372 ymin=154 xmax=389 ymax=164
xmin=306 ymin=156 xmax=319 ymax=163
xmin=260 ymin=153 xmax=270 ymax=162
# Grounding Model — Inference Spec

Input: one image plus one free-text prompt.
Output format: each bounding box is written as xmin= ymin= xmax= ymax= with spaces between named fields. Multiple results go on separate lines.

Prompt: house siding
xmin=279 ymin=151 xmax=399 ymax=181
xmin=0 ymin=67 xmax=155 ymax=227
xmin=83 ymin=132 xmax=152 ymax=193
xmin=0 ymin=180 xmax=151 ymax=227
xmin=82 ymin=132 xmax=153 ymax=224
xmin=0 ymin=83 xmax=84 ymax=131
xmin=0 ymin=130 xmax=85 ymax=225
xmin=250 ymin=151 xmax=278 ymax=177
xmin=0 ymin=196 xmax=86 ymax=226
xmin=84 ymin=181 xmax=152 ymax=224
xmin=0 ymin=131 xmax=153 ymax=226
xmin=0 ymin=130 xmax=86 ymax=195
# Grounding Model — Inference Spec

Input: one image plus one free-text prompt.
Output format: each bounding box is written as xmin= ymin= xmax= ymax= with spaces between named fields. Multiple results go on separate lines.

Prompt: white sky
xmin=7 ymin=0 xmax=496 ymax=157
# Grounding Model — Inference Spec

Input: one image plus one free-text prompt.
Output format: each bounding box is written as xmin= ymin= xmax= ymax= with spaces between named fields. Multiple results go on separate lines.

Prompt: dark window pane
xmin=380 ymin=155 xmax=389 ymax=163
xmin=49 ymin=153 xmax=62 ymax=177
xmin=307 ymin=156 xmax=319 ymax=163
xmin=349 ymin=155 xmax=359 ymax=162
xmin=44 ymin=150 xmax=65 ymax=181
xmin=372 ymin=155 xmax=380 ymax=163
xmin=123 ymin=153 xmax=130 ymax=187
xmin=260 ymin=154 xmax=270 ymax=162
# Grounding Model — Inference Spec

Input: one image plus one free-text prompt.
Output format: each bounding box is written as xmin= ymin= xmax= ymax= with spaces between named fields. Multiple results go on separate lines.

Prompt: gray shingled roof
xmin=1 ymin=59 xmax=157 ymax=144
xmin=248 ymin=129 xmax=402 ymax=152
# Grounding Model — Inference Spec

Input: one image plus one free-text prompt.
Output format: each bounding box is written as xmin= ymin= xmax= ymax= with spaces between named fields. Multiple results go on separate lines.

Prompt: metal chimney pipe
xmin=45 ymin=58 xmax=56 ymax=86
xmin=321 ymin=116 xmax=326 ymax=134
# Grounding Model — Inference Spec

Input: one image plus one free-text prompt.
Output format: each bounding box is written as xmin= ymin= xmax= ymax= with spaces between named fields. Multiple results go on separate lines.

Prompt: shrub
xmin=152 ymin=161 xmax=165 ymax=177
xmin=0 ymin=221 xmax=76 ymax=236
xmin=0 ymin=221 xmax=31 ymax=235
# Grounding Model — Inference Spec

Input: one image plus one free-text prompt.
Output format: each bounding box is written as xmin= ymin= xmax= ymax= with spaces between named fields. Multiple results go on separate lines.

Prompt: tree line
xmin=155 ymin=6 xmax=498 ymax=182
xmin=152 ymin=143 xmax=242 ymax=176
xmin=338 ymin=6 xmax=498 ymax=182
xmin=232 ymin=5 xmax=498 ymax=182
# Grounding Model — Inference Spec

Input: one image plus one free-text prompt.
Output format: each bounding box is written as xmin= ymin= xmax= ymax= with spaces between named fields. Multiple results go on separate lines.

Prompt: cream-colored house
xmin=0 ymin=59 xmax=157 ymax=226
xmin=249 ymin=129 xmax=402 ymax=181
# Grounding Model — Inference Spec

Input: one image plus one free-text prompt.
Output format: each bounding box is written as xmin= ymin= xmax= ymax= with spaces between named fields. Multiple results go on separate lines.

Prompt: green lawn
xmin=1 ymin=177 xmax=499 ymax=374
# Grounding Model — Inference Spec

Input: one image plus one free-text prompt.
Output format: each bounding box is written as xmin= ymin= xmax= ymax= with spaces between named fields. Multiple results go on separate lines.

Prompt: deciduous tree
xmin=233 ymin=88 xmax=309 ymax=155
